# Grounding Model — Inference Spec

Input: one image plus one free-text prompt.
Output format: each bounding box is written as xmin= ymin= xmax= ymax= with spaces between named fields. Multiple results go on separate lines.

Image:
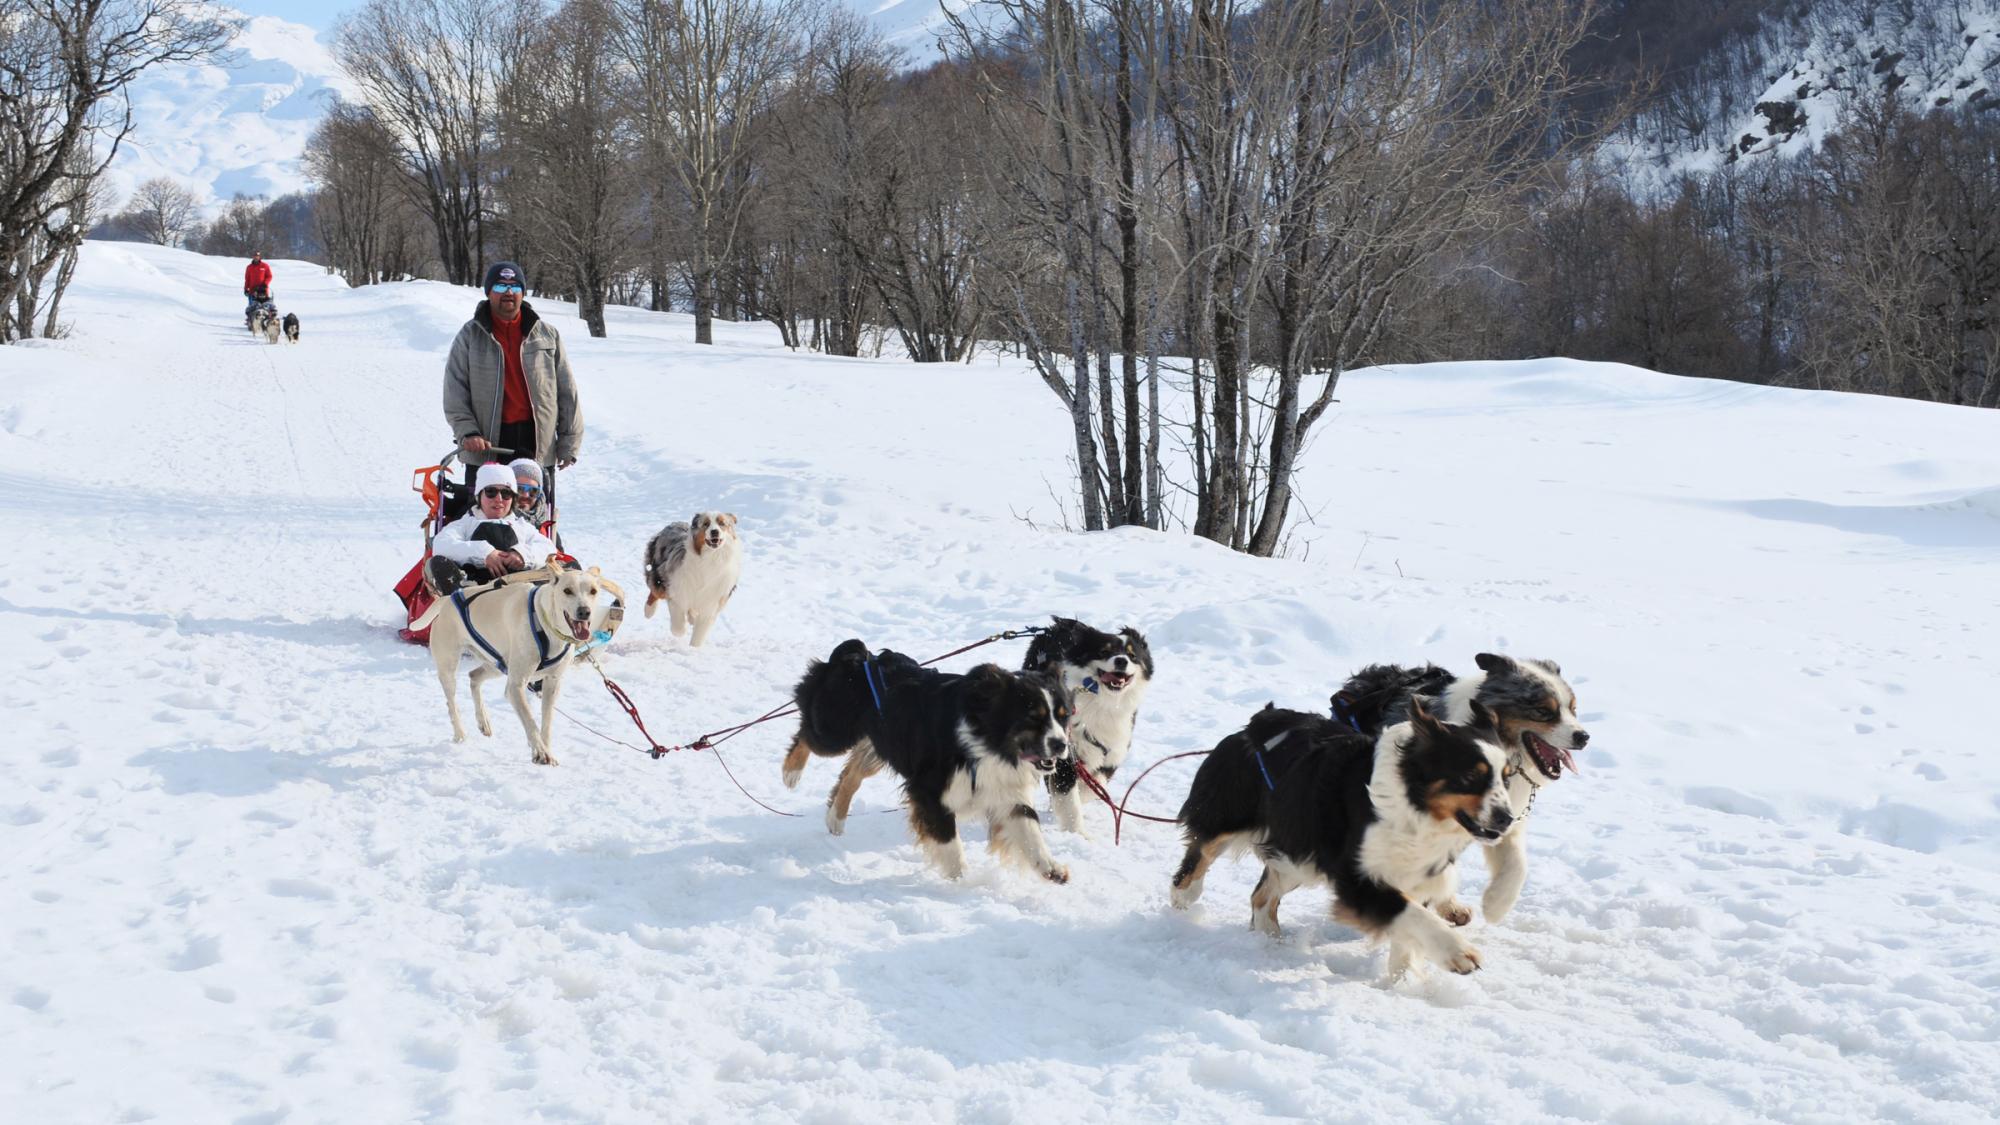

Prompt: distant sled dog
xmin=781 ymin=639 xmax=1075 ymax=883
xmin=642 ymin=512 xmax=741 ymax=646
xmin=253 ymin=304 xmax=281 ymax=344
xmin=1020 ymin=617 xmax=1154 ymax=834
xmin=1171 ymin=700 xmax=1515 ymax=977
xmin=281 ymin=312 xmax=300 ymax=343
xmin=1331 ymin=653 xmax=1588 ymax=922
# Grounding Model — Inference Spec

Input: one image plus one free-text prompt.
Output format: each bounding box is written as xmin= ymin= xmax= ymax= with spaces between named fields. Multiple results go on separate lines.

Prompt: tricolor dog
xmin=1170 ymin=700 xmax=1515 ymax=977
xmin=1332 ymin=653 xmax=1588 ymax=922
xmin=781 ymin=639 xmax=1075 ymax=883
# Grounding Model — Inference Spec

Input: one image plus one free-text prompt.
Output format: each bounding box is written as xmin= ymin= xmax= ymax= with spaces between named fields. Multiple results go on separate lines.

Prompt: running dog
xmin=642 ymin=512 xmax=741 ymax=647
xmin=1020 ymin=617 xmax=1153 ymax=834
xmin=780 ymin=639 xmax=1075 ymax=883
xmin=281 ymin=312 xmax=300 ymax=343
xmin=411 ymin=562 xmax=604 ymax=766
xmin=1332 ymin=653 xmax=1588 ymax=922
xmin=254 ymin=305 xmax=282 ymax=344
xmin=1170 ymin=700 xmax=1514 ymax=977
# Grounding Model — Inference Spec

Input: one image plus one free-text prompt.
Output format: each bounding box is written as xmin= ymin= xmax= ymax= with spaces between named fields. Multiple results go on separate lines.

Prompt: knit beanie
xmin=509 ymin=458 xmax=543 ymax=487
xmin=483 ymin=261 xmax=526 ymax=291
xmin=474 ymin=462 xmax=517 ymax=494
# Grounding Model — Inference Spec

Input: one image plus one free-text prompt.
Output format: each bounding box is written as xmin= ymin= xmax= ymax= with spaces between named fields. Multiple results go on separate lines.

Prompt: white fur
xmin=1436 ymin=660 xmax=1584 ymax=921
xmin=646 ymin=514 xmax=742 ymax=647
xmin=1047 ymin=658 xmax=1150 ymax=835
xmin=1359 ymin=722 xmax=1512 ymax=976
xmin=934 ymin=716 xmax=1068 ymax=883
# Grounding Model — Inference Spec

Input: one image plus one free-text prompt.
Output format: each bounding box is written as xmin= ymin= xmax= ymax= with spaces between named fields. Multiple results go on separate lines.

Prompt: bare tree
xmin=125 ymin=176 xmax=202 ymax=246
xmin=614 ymin=0 xmax=808 ymax=343
xmin=304 ymin=97 xmax=416 ymax=283
xmin=336 ymin=0 xmax=522 ymax=286
xmin=0 ymin=0 xmax=229 ymax=342
xmin=499 ymin=0 xmax=641 ymax=337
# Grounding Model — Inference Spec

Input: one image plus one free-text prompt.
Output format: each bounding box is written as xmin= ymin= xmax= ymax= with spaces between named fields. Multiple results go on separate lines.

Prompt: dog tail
xmin=411 ymin=598 xmax=446 ymax=631
xmin=643 ymin=523 xmax=690 ymax=599
xmin=789 ymin=638 xmax=877 ymax=758
xmin=1332 ymin=663 xmax=1454 ymax=736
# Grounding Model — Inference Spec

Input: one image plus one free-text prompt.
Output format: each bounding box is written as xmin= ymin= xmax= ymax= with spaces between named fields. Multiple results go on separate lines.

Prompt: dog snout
xmin=1572 ymin=729 xmax=1590 ymax=748
xmin=1046 ymin=736 xmax=1070 ymax=759
xmin=1488 ymin=808 xmax=1515 ymax=833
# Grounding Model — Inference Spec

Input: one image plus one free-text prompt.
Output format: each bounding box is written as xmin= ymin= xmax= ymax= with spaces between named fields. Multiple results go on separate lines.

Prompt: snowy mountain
xmin=103 ymin=11 xmax=354 ymax=214
xmin=3 ymin=241 xmax=1998 ymax=1119
xmin=1613 ymin=0 xmax=2000 ymax=177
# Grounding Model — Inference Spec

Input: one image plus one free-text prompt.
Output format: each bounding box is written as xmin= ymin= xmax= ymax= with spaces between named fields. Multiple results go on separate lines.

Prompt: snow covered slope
xmin=104 ymin=11 xmax=353 ymax=212
xmin=3 ymin=243 xmax=1998 ymax=1121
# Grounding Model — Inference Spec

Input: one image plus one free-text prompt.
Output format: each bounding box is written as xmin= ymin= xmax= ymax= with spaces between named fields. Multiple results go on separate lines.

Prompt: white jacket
xmin=433 ymin=510 xmax=556 ymax=569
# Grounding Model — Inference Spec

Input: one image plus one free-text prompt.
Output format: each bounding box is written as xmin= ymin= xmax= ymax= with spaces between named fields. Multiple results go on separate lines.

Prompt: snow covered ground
xmin=3 ymin=243 xmax=1998 ymax=1122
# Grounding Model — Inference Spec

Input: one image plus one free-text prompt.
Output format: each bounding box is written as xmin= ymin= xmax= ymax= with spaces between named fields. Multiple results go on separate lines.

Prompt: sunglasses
xmin=515 ymin=485 xmax=541 ymax=497
xmin=480 ymin=487 xmax=515 ymax=499
xmin=490 ymin=283 xmax=524 ymax=295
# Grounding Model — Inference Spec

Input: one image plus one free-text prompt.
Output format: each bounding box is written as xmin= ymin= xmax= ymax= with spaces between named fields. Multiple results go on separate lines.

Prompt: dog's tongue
xmin=1559 ymin=744 xmax=1580 ymax=774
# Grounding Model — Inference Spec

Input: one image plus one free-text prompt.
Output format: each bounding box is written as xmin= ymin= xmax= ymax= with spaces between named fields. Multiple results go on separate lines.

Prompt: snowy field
xmin=3 ymin=243 xmax=1998 ymax=1122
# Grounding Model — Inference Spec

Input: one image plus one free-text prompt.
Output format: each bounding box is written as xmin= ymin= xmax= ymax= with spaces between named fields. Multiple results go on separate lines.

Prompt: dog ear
xmin=1474 ymin=653 xmax=1515 ymax=675
xmin=963 ymin=664 xmax=1010 ymax=708
xmin=1532 ymin=657 xmax=1562 ymax=676
xmin=723 ymin=513 xmax=738 ymax=527
xmin=1408 ymin=696 xmax=1443 ymax=735
xmin=1467 ymin=698 xmax=1496 ymax=732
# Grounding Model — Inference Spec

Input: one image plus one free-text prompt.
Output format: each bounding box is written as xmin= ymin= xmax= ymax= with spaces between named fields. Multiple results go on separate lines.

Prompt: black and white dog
xmin=781 ymin=639 xmax=1075 ymax=883
xmin=281 ymin=311 xmax=300 ymax=343
xmin=1021 ymin=617 xmax=1153 ymax=834
xmin=1171 ymin=700 xmax=1515 ymax=977
xmin=1332 ymin=653 xmax=1588 ymax=922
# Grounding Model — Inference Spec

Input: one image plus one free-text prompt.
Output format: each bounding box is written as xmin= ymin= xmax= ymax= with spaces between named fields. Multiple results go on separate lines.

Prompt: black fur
xmin=1331 ymin=662 xmax=1456 ymax=735
xmin=1172 ymin=703 xmax=1505 ymax=935
xmin=281 ymin=311 xmax=300 ymax=341
xmin=790 ymin=639 xmax=1073 ymax=850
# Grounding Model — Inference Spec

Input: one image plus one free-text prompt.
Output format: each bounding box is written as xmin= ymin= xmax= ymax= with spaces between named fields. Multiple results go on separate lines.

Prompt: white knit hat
xmin=474 ymin=462 xmax=517 ymax=494
xmin=509 ymin=458 xmax=543 ymax=487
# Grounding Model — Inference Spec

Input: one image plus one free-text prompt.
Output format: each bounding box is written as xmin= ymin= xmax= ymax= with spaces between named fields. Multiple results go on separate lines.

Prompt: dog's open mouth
xmin=566 ymin=612 xmax=593 ymax=640
xmin=1455 ymin=810 xmax=1506 ymax=841
xmin=1522 ymin=730 xmax=1577 ymax=779
xmin=1093 ymin=670 xmax=1133 ymax=690
xmin=1027 ymin=756 xmax=1059 ymax=773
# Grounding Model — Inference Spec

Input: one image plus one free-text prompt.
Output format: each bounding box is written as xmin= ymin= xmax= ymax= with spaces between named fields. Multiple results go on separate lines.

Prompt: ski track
xmin=2 ymin=243 xmax=1998 ymax=1122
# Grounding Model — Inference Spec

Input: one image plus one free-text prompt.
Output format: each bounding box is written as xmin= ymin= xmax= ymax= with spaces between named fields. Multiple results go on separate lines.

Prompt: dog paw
xmin=1044 ymin=864 xmax=1070 ymax=885
xmin=477 ymin=719 xmax=493 ymax=738
xmin=533 ymin=751 xmax=558 ymax=766
xmin=824 ymin=806 xmax=845 ymax=836
xmin=1250 ymin=912 xmax=1282 ymax=938
xmin=1169 ymin=878 xmax=1203 ymax=909
xmin=1434 ymin=900 xmax=1473 ymax=927
xmin=1442 ymin=943 xmax=1482 ymax=974
xmin=782 ymin=767 xmax=802 ymax=790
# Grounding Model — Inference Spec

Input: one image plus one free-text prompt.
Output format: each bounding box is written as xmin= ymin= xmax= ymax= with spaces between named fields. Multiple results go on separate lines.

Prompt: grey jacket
xmin=442 ymin=300 xmax=582 ymax=466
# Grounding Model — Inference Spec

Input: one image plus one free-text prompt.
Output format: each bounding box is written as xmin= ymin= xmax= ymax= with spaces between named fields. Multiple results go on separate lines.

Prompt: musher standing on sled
xmin=243 ymin=251 xmax=272 ymax=324
xmin=442 ymin=261 xmax=582 ymax=483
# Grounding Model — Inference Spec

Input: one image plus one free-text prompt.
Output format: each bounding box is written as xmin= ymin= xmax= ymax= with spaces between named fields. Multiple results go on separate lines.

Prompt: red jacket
xmin=244 ymin=259 xmax=271 ymax=293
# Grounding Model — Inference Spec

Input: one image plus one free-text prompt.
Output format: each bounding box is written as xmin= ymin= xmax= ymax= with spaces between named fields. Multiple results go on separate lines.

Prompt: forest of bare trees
xmin=0 ymin=0 xmax=228 ymax=342
xmin=252 ymin=0 xmax=2000 ymax=549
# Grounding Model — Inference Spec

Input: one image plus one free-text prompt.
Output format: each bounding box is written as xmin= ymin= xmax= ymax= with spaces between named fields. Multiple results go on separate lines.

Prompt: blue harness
xmin=451 ymin=584 xmax=571 ymax=677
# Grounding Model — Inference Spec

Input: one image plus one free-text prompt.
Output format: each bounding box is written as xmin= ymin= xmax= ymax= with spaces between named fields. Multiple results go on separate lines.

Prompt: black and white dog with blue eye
xmin=1331 ymin=653 xmax=1589 ymax=923
xmin=1021 ymin=617 xmax=1154 ymax=835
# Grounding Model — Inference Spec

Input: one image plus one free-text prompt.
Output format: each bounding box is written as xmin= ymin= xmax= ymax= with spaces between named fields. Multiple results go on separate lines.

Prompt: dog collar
xmin=1079 ymin=676 xmax=1101 ymax=694
xmin=1503 ymin=757 xmax=1541 ymax=820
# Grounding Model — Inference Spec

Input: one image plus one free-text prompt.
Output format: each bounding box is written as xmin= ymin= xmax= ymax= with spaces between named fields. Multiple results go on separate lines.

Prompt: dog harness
xmin=1329 ymin=693 xmax=1365 ymax=732
xmin=862 ymin=655 xmax=886 ymax=712
xmin=450 ymin=584 xmax=571 ymax=676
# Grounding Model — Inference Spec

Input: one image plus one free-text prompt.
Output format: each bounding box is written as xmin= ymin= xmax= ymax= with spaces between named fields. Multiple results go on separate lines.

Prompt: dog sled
xmin=393 ymin=447 xmax=620 ymax=646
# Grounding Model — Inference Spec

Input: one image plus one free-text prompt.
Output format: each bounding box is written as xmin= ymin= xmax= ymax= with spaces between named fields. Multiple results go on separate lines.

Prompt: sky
xmin=229 ymin=1 xmax=363 ymax=29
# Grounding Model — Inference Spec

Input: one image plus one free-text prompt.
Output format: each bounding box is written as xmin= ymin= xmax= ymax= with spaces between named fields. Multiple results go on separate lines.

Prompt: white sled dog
xmin=642 ymin=512 xmax=741 ymax=647
xmin=412 ymin=563 xmax=604 ymax=766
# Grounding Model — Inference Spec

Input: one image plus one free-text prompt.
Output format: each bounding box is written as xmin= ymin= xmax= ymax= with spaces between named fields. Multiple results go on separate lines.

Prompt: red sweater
xmin=244 ymin=259 xmax=271 ymax=292
xmin=491 ymin=314 xmax=532 ymax=424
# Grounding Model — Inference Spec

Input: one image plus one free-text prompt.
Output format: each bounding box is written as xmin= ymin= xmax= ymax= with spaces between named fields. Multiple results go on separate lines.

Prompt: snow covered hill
xmin=3 ymin=243 xmax=1998 ymax=1121
xmin=104 ymin=11 xmax=354 ymax=213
